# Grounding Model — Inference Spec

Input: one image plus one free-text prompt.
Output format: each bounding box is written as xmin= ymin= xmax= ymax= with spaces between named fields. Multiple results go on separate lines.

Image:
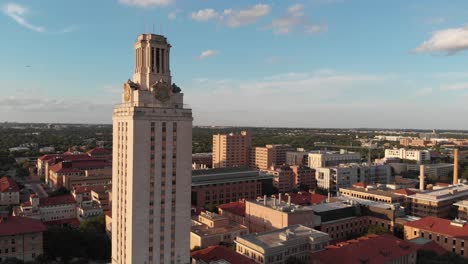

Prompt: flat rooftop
xmin=454 ymin=199 xmax=468 ymax=208
xmin=408 ymin=184 xmax=468 ymax=202
xmin=340 ymin=187 xmax=401 ymax=199
xmin=191 ymin=220 xmax=247 ymax=237
xmin=192 ymin=168 xmax=272 ymax=186
xmin=248 ymin=197 xmax=315 ymax=213
xmin=334 ymin=196 xmax=397 ymax=210
xmin=236 ymin=224 xmax=328 ymax=250
xmin=308 ymin=201 xmax=354 ymax=213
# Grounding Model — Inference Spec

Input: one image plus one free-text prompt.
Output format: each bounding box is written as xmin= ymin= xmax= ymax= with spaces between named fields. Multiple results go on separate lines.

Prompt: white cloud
xmin=266 ymin=4 xmax=327 ymax=35
xmin=414 ymin=87 xmax=433 ymax=96
xmin=168 ymin=9 xmax=180 ymax=20
xmin=415 ymin=26 xmax=468 ymax=54
xmin=2 ymin=2 xmax=75 ymax=33
xmin=199 ymin=50 xmax=219 ymax=59
xmin=441 ymin=83 xmax=468 ymax=91
xmin=118 ymin=0 xmax=172 ymax=7
xmin=190 ymin=4 xmax=271 ymax=27
xmin=191 ymin=9 xmax=220 ymax=21
xmin=223 ymin=4 xmax=271 ymax=27
xmin=305 ymin=24 xmax=328 ymax=34
xmin=3 ymin=3 xmax=45 ymax=32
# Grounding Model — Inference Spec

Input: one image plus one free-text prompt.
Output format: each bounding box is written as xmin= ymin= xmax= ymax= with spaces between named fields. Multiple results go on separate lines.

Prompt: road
xmin=23 ymin=174 xmax=48 ymax=198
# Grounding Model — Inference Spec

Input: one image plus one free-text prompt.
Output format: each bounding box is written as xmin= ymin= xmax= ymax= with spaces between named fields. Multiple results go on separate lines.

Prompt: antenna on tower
xmin=152 ymin=24 xmax=155 ymax=33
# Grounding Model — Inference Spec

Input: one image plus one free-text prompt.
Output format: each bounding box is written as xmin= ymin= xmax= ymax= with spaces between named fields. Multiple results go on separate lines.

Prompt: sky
xmin=1 ymin=0 xmax=468 ymax=129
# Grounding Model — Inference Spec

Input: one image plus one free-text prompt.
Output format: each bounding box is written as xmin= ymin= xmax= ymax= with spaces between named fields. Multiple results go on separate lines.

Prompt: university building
xmin=112 ymin=33 xmax=193 ymax=264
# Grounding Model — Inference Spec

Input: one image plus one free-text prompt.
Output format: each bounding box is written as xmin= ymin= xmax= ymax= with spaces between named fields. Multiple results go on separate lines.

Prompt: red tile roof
xmin=281 ymin=192 xmax=327 ymax=206
xmin=0 ymin=216 xmax=46 ymax=236
xmin=73 ymin=184 xmax=112 ymax=195
xmin=41 ymin=153 xmax=92 ymax=162
xmin=191 ymin=246 xmax=256 ymax=264
xmin=217 ymin=201 xmax=246 ymax=217
xmin=404 ymin=216 xmax=468 ymax=238
xmin=393 ymin=188 xmax=416 ymax=196
xmin=413 ymin=240 xmax=447 ymax=255
xmin=49 ymin=159 xmax=111 ymax=174
xmin=87 ymin=148 xmax=111 ymax=155
xmin=352 ymin=182 xmax=367 ymax=188
xmin=311 ymin=234 xmax=419 ymax=264
xmin=39 ymin=195 xmax=76 ymax=207
xmin=435 ymin=182 xmax=450 ymax=187
xmin=0 ymin=177 xmax=19 ymax=192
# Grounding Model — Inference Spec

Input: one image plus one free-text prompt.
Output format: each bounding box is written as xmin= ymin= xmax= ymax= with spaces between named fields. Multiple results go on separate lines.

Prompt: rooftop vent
xmin=450 ymin=218 xmax=467 ymax=227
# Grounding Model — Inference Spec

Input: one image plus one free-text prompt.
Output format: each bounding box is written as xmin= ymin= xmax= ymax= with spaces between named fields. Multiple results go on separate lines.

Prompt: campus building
xmin=212 ymin=131 xmax=252 ymax=168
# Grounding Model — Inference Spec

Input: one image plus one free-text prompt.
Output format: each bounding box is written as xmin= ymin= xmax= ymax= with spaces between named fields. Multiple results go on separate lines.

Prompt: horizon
xmin=1 ymin=0 xmax=468 ymax=129
xmin=3 ymin=121 xmax=468 ymax=133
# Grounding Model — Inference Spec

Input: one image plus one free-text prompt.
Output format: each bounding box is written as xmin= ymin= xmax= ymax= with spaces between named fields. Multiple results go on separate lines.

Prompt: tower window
xmin=151 ymin=47 xmax=155 ymax=72
xmin=156 ymin=48 xmax=160 ymax=73
xmin=161 ymin=49 xmax=165 ymax=74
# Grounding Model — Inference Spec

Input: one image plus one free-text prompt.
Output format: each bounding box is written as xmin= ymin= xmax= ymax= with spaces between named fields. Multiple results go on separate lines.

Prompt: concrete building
xmin=218 ymin=201 xmax=247 ymax=226
xmin=404 ymin=216 xmax=468 ymax=257
xmin=408 ymin=184 xmax=468 ymax=218
xmin=0 ymin=216 xmax=46 ymax=262
xmin=339 ymin=185 xmax=406 ymax=205
xmin=263 ymin=165 xmax=316 ymax=193
xmin=400 ymin=138 xmax=432 ymax=147
xmin=14 ymin=194 xmax=79 ymax=226
xmin=251 ymin=144 xmax=294 ymax=170
xmin=245 ymin=196 xmax=317 ymax=232
xmin=308 ymin=150 xmax=361 ymax=169
xmin=191 ymin=245 xmax=256 ymax=264
xmin=235 ymin=224 xmax=330 ymax=264
xmin=112 ymin=34 xmax=193 ymax=264
xmin=192 ymin=153 xmax=213 ymax=170
xmin=384 ymin=148 xmax=431 ymax=162
xmin=0 ymin=177 xmax=20 ymax=206
xmin=286 ymin=149 xmax=309 ymax=166
xmin=37 ymin=153 xmax=93 ymax=181
xmin=48 ymin=159 xmax=112 ymax=190
xmin=213 ymin=131 xmax=251 ymax=168
xmin=311 ymin=234 xmax=420 ymax=264
xmin=191 ymin=168 xmax=271 ymax=208
xmin=454 ymin=200 xmax=468 ymax=221
xmin=190 ymin=211 xmax=248 ymax=250
xmin=315 ymin=164 xmax=391 ymax=193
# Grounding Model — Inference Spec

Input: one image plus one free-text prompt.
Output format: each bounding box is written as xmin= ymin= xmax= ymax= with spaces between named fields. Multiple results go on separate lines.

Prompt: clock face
xmin=153 ymin=82 xmax=171 ymax=102
xmin=123 ymin=83 xmax=131 ymax=102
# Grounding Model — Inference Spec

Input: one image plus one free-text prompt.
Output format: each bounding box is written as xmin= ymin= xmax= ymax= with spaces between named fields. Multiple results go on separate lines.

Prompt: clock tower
xmin=112 ymin=34 xmax=192 ymax=264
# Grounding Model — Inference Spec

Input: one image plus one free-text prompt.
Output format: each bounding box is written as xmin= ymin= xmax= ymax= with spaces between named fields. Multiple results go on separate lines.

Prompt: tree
xmin=49 ymin=187 xmax=70 ymax=197
xmin=15 ymin=167 xmax=28 ymax=178
xmin=191 ymin=246 xmax=201 ymax=252
xmin=79 ymin=215 xmax=106 ymax=233
xmin=365 ymin=224 xmax=389 ymax=235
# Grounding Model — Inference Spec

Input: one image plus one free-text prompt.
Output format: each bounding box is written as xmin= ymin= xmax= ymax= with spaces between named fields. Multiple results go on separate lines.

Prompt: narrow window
xmin=161 ymin=49 xmax=165 ymax=74
xmin=151 ymin=47 xmax=155 ymax=72
xmin=156 ymin=48 xmax=160 ymax=73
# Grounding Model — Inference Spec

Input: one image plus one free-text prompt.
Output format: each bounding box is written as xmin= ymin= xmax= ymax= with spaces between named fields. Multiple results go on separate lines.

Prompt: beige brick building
xmin=190 ymin=211 xmax=248 ymax=250
xmin=251 ymin=144 xmax=294 ymax=170
xmin=245 ymin=196 xmax=317 ymax=232
xmin=212 ymin=131 xmax=252 ymax=168
xmin=404 ymin=216 xmax=468 ymax=257
xmin=0 ymin=216 xmax=46 ymax=263
xmin=235 ymin=224 xmax=330 ymax=264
